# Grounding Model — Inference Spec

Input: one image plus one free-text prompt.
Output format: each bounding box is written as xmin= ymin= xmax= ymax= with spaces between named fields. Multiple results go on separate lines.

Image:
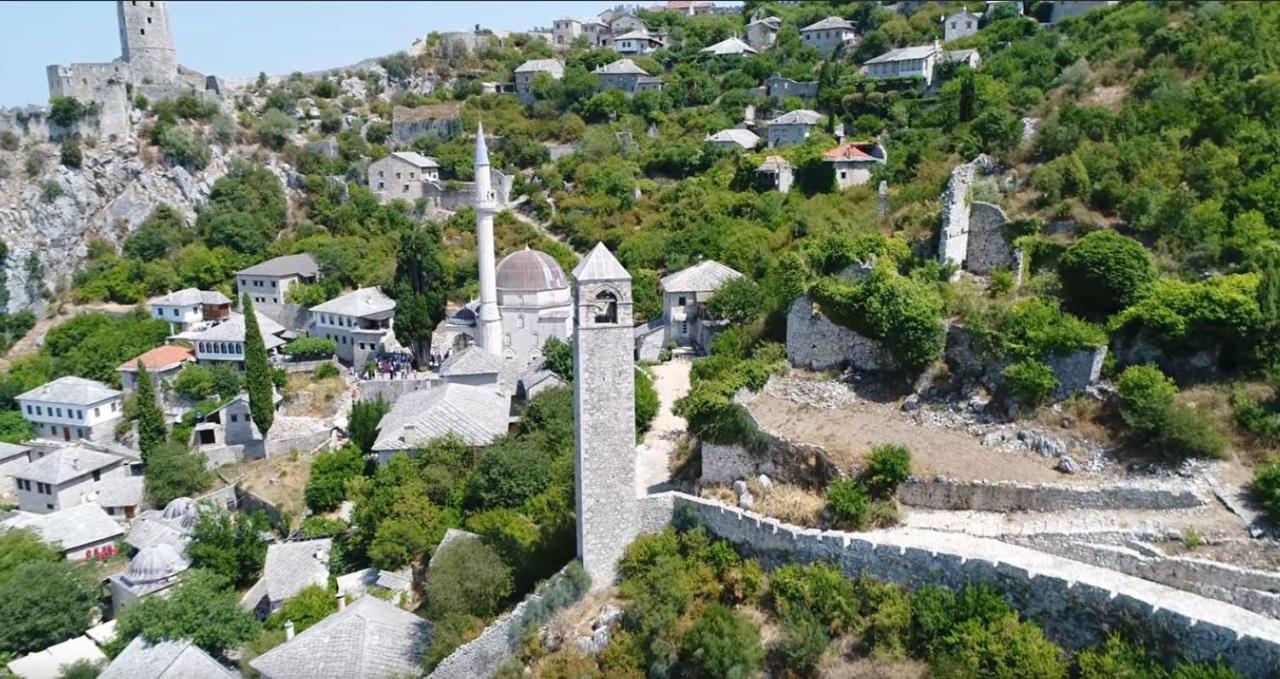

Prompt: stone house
xmin=250 ymin=596 xmax=430 ymax=679
xmin=236 ymin=254 xmax=321 ymax=306
xmin=177 ymin=312 xmax=289 ymax=368
xmin=658 ymin=260 xmax=743 ymax=351
xmin=367 ymin=151 xmax=440 ymax=204
xmin=18 ymin=376 xmax=123 ymax=444
xmin=945 ymin=8 xmax=981 ymax=42
xmin=309 ymin=287 xmax=397 ymax=368
xmin=801 ymin=16 xmax=858 ymax=56
xmin=705 ymin=128 xmax=760 ymax=151
xmin=824 ymin=141 xmax=887 ymax=189
xmin=390 ymin=102 xmax=463 ymax=145
xmin=148 ymin=288 xmax=231 ymax=333
xmin=99 ymin=638 xmax=237 ymax=679
xmin=610 ymin=30 xmax=665 ymax=55
xmin=514 ymin=58 xmax=564 ymax=101
xmin=372 ymin=383 xmax=510 ymax=462
xmin=579 ymin=17 xmax=612 ymax=47
xmin=745 ymin=15 xmax=781 ymax=51
xmin=0 ymin=442 xmax=31 ymax=492
xmin=10 ymin=444 xmax=129 ymax=514
xmin=438 ymin=345 xmax=505 ymax=389
xmin=552 ymin=17 xmax=584 ymax=47
xmin=118 ymin=345 xmax=195 ymax=394
xmin=190 ymin=394 xmax=258 ymax=453
xmin=765 ymin=74 xmax=818 ymax=105
xmin=700 ymin=36 xmax=758 ymax=57
xmin=0 ymin=501 xmax=124 ymax=561
xmin=765 ymin=109 xmax=823 ymax=148
xmin=241 ymin=538 xmax=333 ymax=619
xmin=609 ymin=13 xmax=649 ymax=35
xmin=593 ymin=59 xmax=663 ymax=96
xmin=863 ymin=42 xmax=980 ymax=87
xmin=755 ymin=155 xmax=794 ymax=193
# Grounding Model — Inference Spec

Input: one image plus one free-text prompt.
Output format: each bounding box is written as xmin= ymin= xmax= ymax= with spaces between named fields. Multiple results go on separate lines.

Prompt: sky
xmin=0 ymin=1 xmax=623 ymax=107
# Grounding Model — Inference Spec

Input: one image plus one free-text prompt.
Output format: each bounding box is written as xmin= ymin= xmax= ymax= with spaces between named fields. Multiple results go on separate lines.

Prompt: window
xmin=46 ymin=503 xmax=54 ymax=511
xmin=25 ymin=405 xmax=31 ymax=414
xmin=230 ymin=414 xmax=237 ymax=422
xmin=112 ymin=402 xmax=118 ymax=411
xmin=140 ymin=28 xmax=145 ymax=35
xmin=55 ymin=408 xmax=62 ymax=417
xmin=395 ymin=172 xmax=401 ymax=179
xmin=271 ymin=281 xmax=277 ymax=288
xmin=17 ymin=479 xmax=28 ymax=491
xmin=147 ymin=16 xmax=152 ymax=23
xmin=79 ymin=428 xmax=85 ymax=438
xmin=681 ymin=321 xmax=689 ymax=335
xmin=677 ymin=296 xmax=686 ymax=306
xmin=409 ymin=172 xmax=415 ymax=179
xmin=94 ymin=407 xmax=100 ymax=417
xmin=403 ymin=184 xmax=410 ymax=192
xmin=593 ymin=290 xmax=618 ymax=324
xmin=35 ymin=406 xmax=41 ymax=415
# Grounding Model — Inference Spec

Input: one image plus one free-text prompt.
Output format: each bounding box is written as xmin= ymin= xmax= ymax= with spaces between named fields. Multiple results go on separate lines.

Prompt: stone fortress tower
xmin=473 ymin=122 xmax=505 ymax=355
xmin=117 ymin=0 xmax=178 ymax=84
xmin=572 ymin=243 xmax=639 ymax=587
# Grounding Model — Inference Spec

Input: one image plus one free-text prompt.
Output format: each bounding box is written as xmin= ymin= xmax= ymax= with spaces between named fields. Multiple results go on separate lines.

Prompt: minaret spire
xmin=473 ymin=120 xmax=503 ymax=356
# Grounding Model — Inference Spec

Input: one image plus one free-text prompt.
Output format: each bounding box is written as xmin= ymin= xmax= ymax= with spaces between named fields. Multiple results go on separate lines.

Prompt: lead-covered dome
xmin=496 ymin=247 xmax=568 ymax=292
xmin=122 ymin=543 xmax=189 ymax=584
xmin=161 ymin=496 xmax=198 ymax=528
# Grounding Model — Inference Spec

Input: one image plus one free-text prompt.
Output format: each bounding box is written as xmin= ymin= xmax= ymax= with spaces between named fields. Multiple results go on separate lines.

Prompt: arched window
xmin=594 ymin=290 xmax=617 ymax=324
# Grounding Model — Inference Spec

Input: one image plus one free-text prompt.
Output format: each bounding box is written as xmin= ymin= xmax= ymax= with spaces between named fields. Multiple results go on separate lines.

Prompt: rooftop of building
xmin=387 ymin=151 xmax=440 ymax=169
xmin=373 ymin=383 xmax=509 ymax=450
xmin=237 ymin=253 xmax=320 ymax=279
xmin=14 ymin=445 xmax=123 ymax=485
xmin=119 ymin=345 xmax=196 ymax=373
xmin=661 ymin=259 xmax=743 ymax=293
xmin=309 ymin=287 xmax=396 ymax=319
xmin=496 ymin=247 xmax=569 ymax=292
xmin=149 ymin=288 xmax=231 ymax=307
xmin=17 ymin=376 xmax=121 ymax=405
xmin=249 ymin=596 xmax=430 ymax=679
xmin=593 ymin=58 xmax=650 ymax=75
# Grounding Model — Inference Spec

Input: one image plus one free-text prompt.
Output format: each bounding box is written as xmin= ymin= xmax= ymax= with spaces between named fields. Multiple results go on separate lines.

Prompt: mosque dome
xmin=122 ymin=543 xmax=189 ymax=584
xmin=496 ymin=247 xmax=569 ymax=292
xmin=161 ymin=496 xmax=198 ymax=529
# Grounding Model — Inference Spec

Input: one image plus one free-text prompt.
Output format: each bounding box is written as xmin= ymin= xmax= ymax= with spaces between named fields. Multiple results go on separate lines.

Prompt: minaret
xmin=474 ymin=121 xmax=504 ymax=355
xmin=572 ymin=243 xmax=638 ymax=588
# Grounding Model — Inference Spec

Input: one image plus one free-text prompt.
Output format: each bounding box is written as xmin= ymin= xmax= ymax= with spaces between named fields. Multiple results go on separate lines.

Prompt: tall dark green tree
xmin=392 ymin=224 xmax=448 ymax=366
xmin=241 ymin=294 xmax=274 ymax=435
xmin=1258 ymin=248 xmax=1280 ymax=331
xmin=134 ymin=363 xmax=167 ymax=464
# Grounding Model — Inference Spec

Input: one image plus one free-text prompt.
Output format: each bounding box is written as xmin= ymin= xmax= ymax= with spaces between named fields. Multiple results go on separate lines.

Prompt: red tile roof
xmin=119 ymin=345 xmax=195 ymax=372
xmin=823 ymin=142 xmax=880 ymax=161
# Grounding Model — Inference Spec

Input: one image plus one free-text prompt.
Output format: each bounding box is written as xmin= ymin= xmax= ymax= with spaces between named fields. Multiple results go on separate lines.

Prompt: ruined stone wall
xmin=672 ymin=492 xmax=1280 ymax=677
xmin=785 ymin=296 xmax=898 ymax=372
xmin=422 ymin=169 xmax=513 ymax=211
xmin=896 ymin=476 xmax=1206 ymax=513
xmin=937 ymin=158 xmax=1018 ymax=275
xmin=945 ymin=324 xmax=1105 ymax=400
xmin=937 ymin=162 xmax=974 ymax=266
xmin=702 ymin=429 xmax=842 ymax=487
xmin=965 ymin=201 xmax=1016 ymax=274
xmin=1045 ymin=344 xmax=1107 ymax=399
xmin=0 ymin=107 xmax=51 ymax=142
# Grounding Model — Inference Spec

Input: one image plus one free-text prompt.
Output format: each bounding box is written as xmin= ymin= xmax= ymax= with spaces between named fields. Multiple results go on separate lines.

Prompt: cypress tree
xmin=392 ymin=224 xmax=447 ymax=367
xmin=242 ymin=294 xmax=274 ymax=436
xmin=134 ymin=362 xmax=167 ymax=464
xmin=1259 ymin=248 xmax=1280 ymax=331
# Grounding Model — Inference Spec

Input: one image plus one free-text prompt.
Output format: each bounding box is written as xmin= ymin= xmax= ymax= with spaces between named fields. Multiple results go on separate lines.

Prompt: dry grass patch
xmin=701 ymin=485 xmax=737 ymax=506
xmin=283 ymin=373 xmax=348 ymax=418
xmin=755 ymin=483 xmax=826 ymax=527
xmin=228 ymin=453 xmax=313 ymax=528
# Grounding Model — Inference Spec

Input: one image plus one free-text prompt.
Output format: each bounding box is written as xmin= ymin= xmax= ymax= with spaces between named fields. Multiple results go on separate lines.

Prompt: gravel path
xmin=635 ymin=359 xmax=691 ymax=496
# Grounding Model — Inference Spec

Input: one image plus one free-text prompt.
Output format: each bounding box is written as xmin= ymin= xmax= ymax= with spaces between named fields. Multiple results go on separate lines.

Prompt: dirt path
xmin=0 ymin=301 xmax=138 ymax=370
xmin=635 ymin=358 xmax=691 ymax=496
xmin=903 ymin=506 xmax=1245 ymax=540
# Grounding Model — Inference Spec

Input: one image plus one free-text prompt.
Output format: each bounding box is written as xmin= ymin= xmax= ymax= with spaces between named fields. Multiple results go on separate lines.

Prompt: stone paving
xmin=634 ymin=358 xmax=690 ymax=496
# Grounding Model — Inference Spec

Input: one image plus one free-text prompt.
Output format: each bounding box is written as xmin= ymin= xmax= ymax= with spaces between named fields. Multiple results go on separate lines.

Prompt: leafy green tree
xmin=706 ymin=277 xmax=765 ymax=326
xmin=48 ymin=96 xmax=87 ymax=127
xmin=1003 ymin=358 xmax=1060 ymax=408
xmin=59 ymin=136 xmax=82 ymax=169
xmin=305 ymin=445 xmax=365 ymax=512
xmin=157 ymin=126 xmax=211 ymax=170
xmin=144 ymin=441 xmax=211 ymax=506
xmin=255 ymin=108 xmax=295 ymax=150
xmin=198 ymin=162 xmax=286 ymax=255
xmin=0 ymin=561 xmax=97 ymax=655
xmin=542 ymin=337 xmax=573 ymax=380
xmin=863 ymin=444 xmax=912 ymax=498
xmin=134 ymin=363 xmax=167 ymax=463
xmin=0 ymin=410 xmax=35 ymax=443
xmin=124 ymin=204 xmax=192 ymax=261
xmin=265 ymin=584 xmax=337 ymax=634
xmin=423 ymin=538 xmax=513 ymax=620
xmin=635 ymin=367 xmax=659 ymax=435
xmin=0 ymin=529 xmax=60 ymax=582
xmin=392 ymin=224 xmax=448 ymax=366
xmin=173 ymin=364 xmax=215 ymax=400
xmin=1258 ymin=248 xmax=1280 ymax=331
xmin=932 ymin=613 xmax=1067 ymax=679
xmin=112 ymin=570 xmax=258 ymax=656
xmin=1253 ymin=459 xmax=1280 ymax=525
xmin=348 ymin=397 xmax=389 ymax=455
xmin=187 ymin=509 xmax=268 ymax=588
xmin=242 ymin=295 xmax=274 ymax=436
xmin=1058 ymin=231 xmax=1157 ymax=317
xmin=467 ymin=437 xmax=552 ymax=510
xmin=679 ymin=603 xmax=764 ymax=679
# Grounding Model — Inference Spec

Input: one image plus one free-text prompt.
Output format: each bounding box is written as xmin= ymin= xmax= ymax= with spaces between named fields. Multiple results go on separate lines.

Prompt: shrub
xmin=1235 ymin=395 xmax=1280 ymax=445
xmin=158 ymin=125 xmax=212 ymax=170
xmin=932 ymin=613 xmax=1068 ymax=679
xmin=1252 ymin=459 xmax=1280 ymax=525
xmin=41 ymin=180 xmax=63 ymax=202
xmin=706 ymin=277 xmax=765 ymax=325
xmin=283 ymin=336 xmax=337 ymax=358
xmin=305 ymin=445 xmax=365 ymax=512
xmin=1110 ymin=274 xmax=1262 ymax=354
xmin=1003 ymin=358 xmax=1059 ymax=407
xmin=174 ymin=363 xmax=215 ymax=400
xmin=1116 ymin=365 xmax=1226 ymax=458
xmin=0 ymin=130 xmax=18 ymax=151
xmin=863 ymin=444 xmax=912 ymax=498
xmin=59 ymin=136 xmax=81 ymax=168
xmin=774 ymin=609 xmax=830 ymax=676
xmin=679 ymin=603 xmax=764 ymax=679
xmin=1058 ymin=230 xmax=1156 ymax=316
xmin=24 ymin=148 xmax=44 ymax=177
xmin=468 ymin=437 xmax=553 ymax=509
xmin=769 ymin=562 xmax=859 ymax=633
xmin=826 ymin=478 xmax=870 ymax=530
xmin=144 ymin=441 xmax=210 ymax=505
xmin=857 ymin=578 xmax=911 ymax=657
xmin=1076 ymin=635 xmax=1164 ymax=679
xmin=348 ymin=397 xmax=390 ymax=454
xmin=635 ymin=367 xmax=659 ymax=435
xmin=256 ymin=108 xmax=295 ymax=150
xmin=313 ymin=362 xmax=339 ymax=379
xmin=48 ymin=96 xmax=89 ymax=127
xmin=423 ymin=538 xmax=513 ymax=620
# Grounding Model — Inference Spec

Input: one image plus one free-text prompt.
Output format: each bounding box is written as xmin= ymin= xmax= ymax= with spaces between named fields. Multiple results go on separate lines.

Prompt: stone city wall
xmin=670 ymin=492 xmax=1280 ymax=677
xmin=785 ymin=296 xmax=898 ymax=373
xmin=965 ymin=201 xmax=1016 ymax=275
xmin=0 ymin=107 xmax=51 ymax=142
xmin=1021 ymin=539 xmax=1280 ymax=619
xmin=422 ymin=169 xmax=514 ymax=211
xmin=936 ymin=156 xmax=1018 ymax=276
xmin=896 ymin=476 xmax=1206 ymax=513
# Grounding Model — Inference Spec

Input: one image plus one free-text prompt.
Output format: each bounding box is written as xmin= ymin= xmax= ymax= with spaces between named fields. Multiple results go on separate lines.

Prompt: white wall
xmin=767 ymin=123 xmax=814 ymax=148
xmin=15 ymin=461 xmax=125 ymax=513
xmin=238 ymin=274 xmax=298 ymax=306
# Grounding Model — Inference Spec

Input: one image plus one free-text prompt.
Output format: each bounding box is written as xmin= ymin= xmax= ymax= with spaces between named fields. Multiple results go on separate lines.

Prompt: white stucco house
xmin=637 ymin=260 xmax=744 ymax=360
xmin=766 ymin=109 xmax=823 ymax=148
xmin=18 ymin=376 xmax=123 ymax=444
xmin=863 ymin=42 xmax=980 ymax=87
xmin=177 ymin=312 xmax=289 ymax=368
xmin=610 ymin=30 xmax=665 ymax=55
xmin=755 ymin=155 xmax=795 ymax=193
xmin=148 ymin=288 xmax=231 ymax=333
xmin=309 ymin=287 xmax=397 ymax=368
xmin=801 ymin=16 xmax=858 ymax=56
xmin=9 ymin=443 xmax=136 ymax=514
xmin=236 ymin=254 xmax=321 ymax=306
xmin=824 ymin=141 xmax=887 ymax=189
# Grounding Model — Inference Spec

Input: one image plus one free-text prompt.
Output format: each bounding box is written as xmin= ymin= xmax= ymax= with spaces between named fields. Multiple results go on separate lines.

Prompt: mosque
xmin=442 ymin=123 xmax=574 ymax=369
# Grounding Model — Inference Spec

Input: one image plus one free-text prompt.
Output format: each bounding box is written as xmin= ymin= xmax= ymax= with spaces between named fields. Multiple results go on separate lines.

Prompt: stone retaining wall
xmin=896 ymin=477 xmax=1205 ymax=512
xmin=702 ymin=435 xmax=841 ymax=487
xmin=357 ymin=377 xmax=436 ymax=404
xmin=785 ymin=296 xmax=898 ymax=373
xmin=669 ymin=492 xmax=1280 ymax=677
xmin=945 ymin=324 xmax=1105 ymax=400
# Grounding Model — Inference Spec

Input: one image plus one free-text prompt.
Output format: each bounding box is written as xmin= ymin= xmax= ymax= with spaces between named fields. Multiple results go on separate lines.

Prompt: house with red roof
xmin=823 ymin=141 xmax=887 ymax=189
xmin=118 ymin=345 xmax=196 ymax=393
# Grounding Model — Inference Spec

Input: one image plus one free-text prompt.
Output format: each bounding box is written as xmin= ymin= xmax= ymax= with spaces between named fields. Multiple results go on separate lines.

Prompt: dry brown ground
xmin=282 ymin=373 xmax=348 ymax=418
xmin=749 ymin=393 xmax=1075 ymax=484
xmin=226 ymin=454 xmax=313 ymax=525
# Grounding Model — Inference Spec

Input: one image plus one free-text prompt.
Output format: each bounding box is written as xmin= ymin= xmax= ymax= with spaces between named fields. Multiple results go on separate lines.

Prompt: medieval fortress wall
xmin=937 ymin=155 xmax=1019 ymax=276
xmin=669 ymin=492 xmax=1280 ymax=678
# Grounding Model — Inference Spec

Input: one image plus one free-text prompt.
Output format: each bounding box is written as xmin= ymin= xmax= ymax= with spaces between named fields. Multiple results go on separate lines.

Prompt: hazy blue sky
xmin=0 ymin=1 xmax=622 ymax=106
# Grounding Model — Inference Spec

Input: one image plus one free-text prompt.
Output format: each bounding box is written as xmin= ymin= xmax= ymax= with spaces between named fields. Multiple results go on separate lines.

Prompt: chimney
xmin=337 ymin=590 xmax=346 ymax=611
xmin=284 ymin=620 xmax=295 ymax=641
